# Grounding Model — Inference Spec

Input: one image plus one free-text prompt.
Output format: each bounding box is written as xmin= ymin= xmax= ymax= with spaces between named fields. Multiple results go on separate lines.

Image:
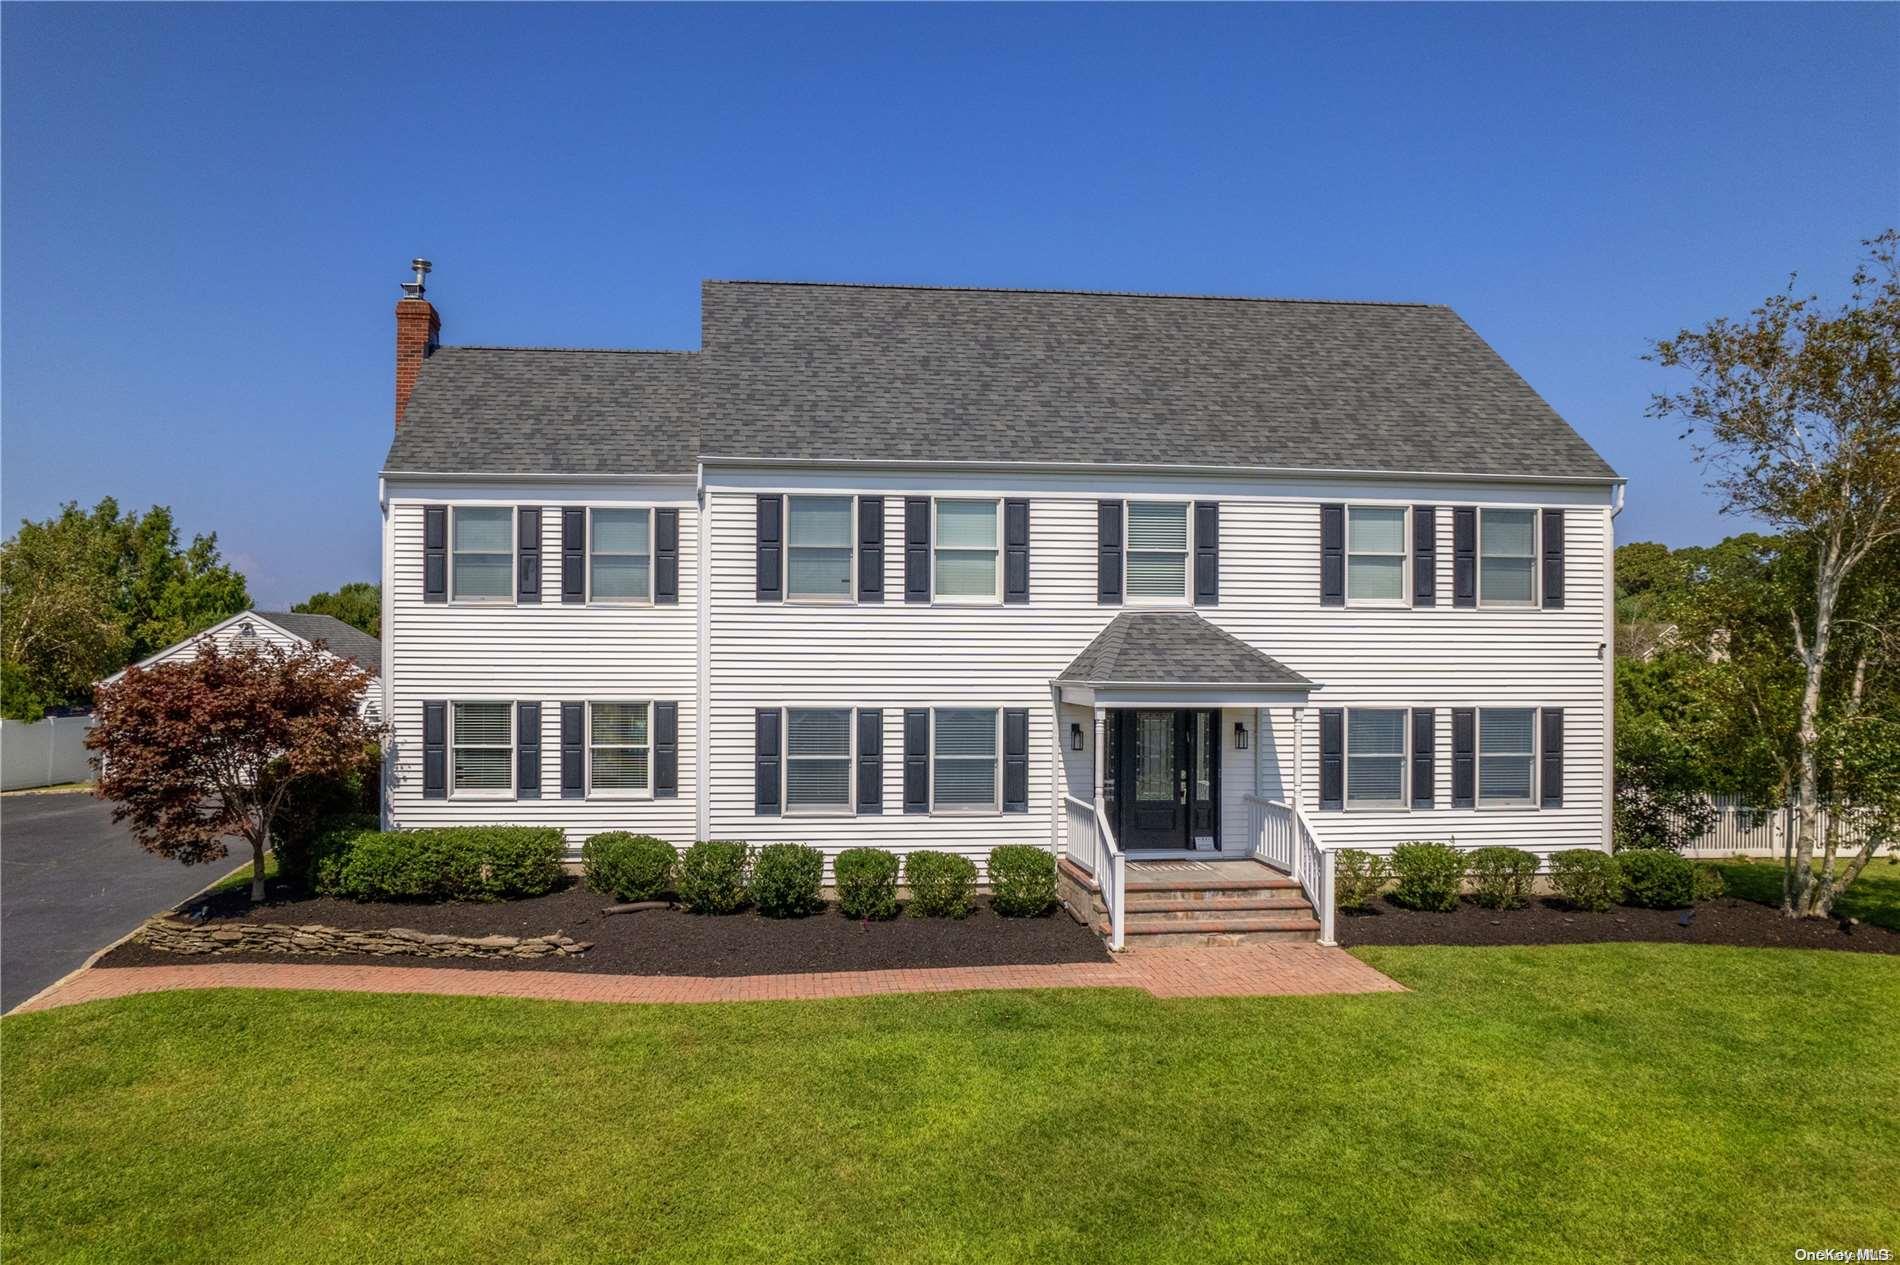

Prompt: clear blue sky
xmin=4 ymin=4 xmax=1895 ymax=607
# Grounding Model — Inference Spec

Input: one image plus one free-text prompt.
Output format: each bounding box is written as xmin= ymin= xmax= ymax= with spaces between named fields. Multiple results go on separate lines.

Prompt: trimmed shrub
xmin=307 ymin=814 xmax=380 ymax=896
xmin=318 ymin=826 xmax=565 ymax=902
xmin=678 ymin=840 xmax=752 ymax=914
xmin=988 ymin=845 xmax=1057 ymax=917
xmin=581 ymin=832 xmax=677 ymax=902
xmin=1692 ymin=863 xmax=1726 ymax=904
xmin=1389 ymin=841 xmax=1465 ymax=912
xmin=905 ymin=851 xmax=976 ymax=919
xmin=835 ymin=848 xmax=900 ymax=921
xmin=271 ymin=743 xmax=380 ymax=891
xmin=1335 ymin=849 xmax=1391 ymax=912
xmin=1468 ymin=846 xmax=1539 ymax=910
xmin=1621 ymin=849 xmax=1694 ymax=909
xmin=1550 ymin=850 xmax=1621 ymax=912
xmin=752 ymin=843 xmax=824 ymax=918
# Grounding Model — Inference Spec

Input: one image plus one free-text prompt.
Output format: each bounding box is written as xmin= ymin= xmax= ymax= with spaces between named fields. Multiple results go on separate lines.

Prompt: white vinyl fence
xmin=1 ymin=715 xmax=96 ymax=791
xmin=1678 ymin=795 xmax=1889 ymax=859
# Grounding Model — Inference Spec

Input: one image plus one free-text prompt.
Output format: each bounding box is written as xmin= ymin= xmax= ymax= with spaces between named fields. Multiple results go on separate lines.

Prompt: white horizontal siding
xmin=140 ymin=614 xmax=381 ymax=721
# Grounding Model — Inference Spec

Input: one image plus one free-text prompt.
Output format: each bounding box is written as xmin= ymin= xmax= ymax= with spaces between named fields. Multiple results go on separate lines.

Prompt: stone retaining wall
xmin=139 ymin=916 xmax=592 ymax=960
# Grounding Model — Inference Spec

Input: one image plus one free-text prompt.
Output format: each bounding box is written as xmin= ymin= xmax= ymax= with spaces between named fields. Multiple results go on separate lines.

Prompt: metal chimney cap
xmin=401 ymin=258 xmax=433 ymax=300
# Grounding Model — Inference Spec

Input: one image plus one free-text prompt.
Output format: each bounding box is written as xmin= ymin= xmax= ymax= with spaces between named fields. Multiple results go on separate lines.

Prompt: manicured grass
xmin=4 ymin=947 xmax=1896 ymax=1264
xmin=1713 ymin=856 xmax=1900 ymax=931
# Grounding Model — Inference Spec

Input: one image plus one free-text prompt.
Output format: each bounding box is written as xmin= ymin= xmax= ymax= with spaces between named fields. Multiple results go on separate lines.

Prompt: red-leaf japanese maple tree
xmin=87 ymin=639 xmax=385 ymax=901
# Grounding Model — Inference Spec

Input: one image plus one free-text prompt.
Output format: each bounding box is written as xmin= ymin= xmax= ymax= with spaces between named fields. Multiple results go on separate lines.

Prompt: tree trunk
xmin=1786 ymin=546 xmax=1840 ymax=919
xmin=252 ymin=827 xmax=269 ymax=904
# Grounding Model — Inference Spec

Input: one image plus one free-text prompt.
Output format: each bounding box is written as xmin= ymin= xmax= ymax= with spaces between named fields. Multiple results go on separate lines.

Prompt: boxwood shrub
xmin=1388 ymin=841 xmax=1465 ymax=912
xmin=581 ymin=832 xmax=677 ymax=902
xmin=1468 ymin=846 xmax=1539 ymax=910
xmin=317 ymin=826 xmax=565 ymax=902
xmin=1692 ymin=862 xmax=1726 ymax=904
xmin=987 ymin=845 xmax=1057 ymax=917
xmin=834 ymin=847 xmax=900 ymax=921
xmin=905 ymin=851 xmax=975 ymax=919
xmin=1620 ymin=849 xmax=1694 ymax=909
xmin=752 ymin=843 xmax=824 ymax=918
xmin=678 ymin=840 xmax=752 ymax=914
xmin=1550 ymin=850 xmax=1621 ymax=912
xmin=1334 ymin=849 xmax=1390 ymax=912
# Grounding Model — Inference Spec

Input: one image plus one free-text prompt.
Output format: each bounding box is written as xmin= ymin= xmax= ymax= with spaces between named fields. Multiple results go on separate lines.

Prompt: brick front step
xmin=1124 ymin=871 xmax=1301 ymax=894
xmin=1123 ymin=898 xmax=1316 ymax=922
xmin=1096 ymin=918 xmax=1324 ymax=947
xmin=1059 ymin=856 xmax=1321 ymax=946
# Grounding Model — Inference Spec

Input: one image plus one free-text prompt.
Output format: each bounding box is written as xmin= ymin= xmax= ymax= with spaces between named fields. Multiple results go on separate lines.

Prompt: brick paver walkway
xmin=11 ymin=944 xmax=1402 ymax=1014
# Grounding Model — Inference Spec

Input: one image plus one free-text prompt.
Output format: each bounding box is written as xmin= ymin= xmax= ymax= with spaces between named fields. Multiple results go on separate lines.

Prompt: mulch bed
xmin=1337 ymin=894 xmax=1900 ymax=955
xmin=97 ymin=877 xmax=1112 ymax=976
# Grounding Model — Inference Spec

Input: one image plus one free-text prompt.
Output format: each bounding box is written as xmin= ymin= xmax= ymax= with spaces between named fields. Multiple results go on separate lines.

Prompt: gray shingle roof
xmin=1058 ymin=611 xmax=1313 ymax=688
xmin=257 ymin=612 xmax=382 ymax=674
xmin=384 ymin=347 xmax=698 ymax=475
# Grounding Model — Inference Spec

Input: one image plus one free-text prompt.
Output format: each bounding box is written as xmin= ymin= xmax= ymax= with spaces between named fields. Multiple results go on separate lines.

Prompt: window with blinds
xmin=933 ymin=708 xmax=999 ymax=811
xmin=1346 ymin=507 xmax=1407 ymax=603
xmin=934 ymin=500 xmax=1000 ymax=600
xmin=785 ymin=708 xmax=852 ymax=810
xmin=590 ymin=508 xmax=652 ymax=602
xmin=1480 ymin=509 xmax=1537 ymax=606
xmin=589 ymin=702 xmax=651 ymax=793
xmin=787 ymin=496 xmax=854 ymax=600
xmin=1479 ymin=708 xmax=1536 ymax=805
xmin=1346 ymin=708 xmax=1407 ymax=807
xmin=1125 ymin=502 xmax=1189 ymax=599
xmin=451 ymin=508 xmax=514 ymax=600
xmin=452 ymin=701 xmax=513 ymax=792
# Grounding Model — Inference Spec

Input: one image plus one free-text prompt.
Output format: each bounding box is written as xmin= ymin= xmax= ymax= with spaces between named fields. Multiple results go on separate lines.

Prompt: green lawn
xmin=1713 ymin=856 xmax=1900 ymax=931
xmin=4 ymin=947 xmax=1896 ymax=1264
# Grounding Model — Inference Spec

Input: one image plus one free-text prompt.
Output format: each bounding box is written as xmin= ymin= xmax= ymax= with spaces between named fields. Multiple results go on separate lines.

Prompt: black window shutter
xmin=903 ymin=708 xmax=929 ymax=813
xmin=423 ymin=507 xmax=448 ymax=603
xmin=1451 ymin=708 xmax=1476 ymax=807
xmin=1413 ymin=506 xmax=1436 ymax=607
xmin=1411 ymin=708 xmax=1435 ymax=809
xmin=654 ymin=701 xmax=678 ymax=798
xmin=755 ymin=496 xmax=782 ymax=603
xmin=1318 ymin=708 xmax=1344 ymax=810
xmin=1319 ymin=504 xmax=1345 ymax=607
xmin=1003 ymin=708 xmax=1029 ymax=812
xmin=560 ymin=702 xmax=585 ymax=798
xmin=1004 ymin=499 xmax=1030 ymax=604
xmin=516 ymin=702 xmax=541 ymax=799
xmin=856 ymin=709 xmax=883 ymax=813
xmin=1097 ymin=500 xmax=1124 ymax=605
xmin=516 ymin=508 xmax=542 ymax=603
xmin=904 ymin=498 xmax=931 ymax=603
xmin=561 ymin=509 xmax=586 ymax=604
xmin=1542 ymin=509 xmax=1566 ymax=609
xmin=1194 ymin=501 xmax=1219 ymax=606
xmin=422 ymin=700 xmax=447 ymax=798
xmin=858 ymin=496 xmax=884 ymax=602
xmin=754 ymin=708 xmax=781 ymax=814
xmin=1540 ymin=708 xmax=1564 ymax=807
xmin=1452 ymin=508 xmax=1477 ymax=607
xmin=655 ymin=509 xmax=679 ymax=605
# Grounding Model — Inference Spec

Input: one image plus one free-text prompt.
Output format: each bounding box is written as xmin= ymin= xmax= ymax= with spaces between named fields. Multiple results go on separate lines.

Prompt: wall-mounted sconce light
xmin=1234 ymin=721 xmax=1248 ymax=750
xmin=1070 ymin=723 xmax=1085 ymax=751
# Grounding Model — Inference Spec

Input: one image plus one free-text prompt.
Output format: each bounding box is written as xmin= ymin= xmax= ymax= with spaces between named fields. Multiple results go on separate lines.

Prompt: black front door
xmin=1109 ymin=709 xmax=1221 ymax=851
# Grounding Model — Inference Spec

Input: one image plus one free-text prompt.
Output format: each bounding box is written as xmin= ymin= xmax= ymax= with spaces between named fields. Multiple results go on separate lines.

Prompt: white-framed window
xmin=1346 ymin=506 xmax=1408 ymax=604
xmin=451 ymin=507 xmax=514 ymax=601
xmin=1125 ymin=501 xmax=1190 ymax=601
xmin=785 ymin=708 xmax=853 ymax=812
xmin=589 ymin=508 xmax=652 ymax=603
xmin=934 ymin=499 xmax=1000 ymax=602
xmin=451 ymin=700 xmax=513 ymax=795
xmin=1478 ymin=708 xmax=1536 ymax=806
xmin=1479 ymin=509 xmax=1537 ymax=606
xmin=786 ymin=496 xmax=855 ymax=602
xmin=1346 ymin=708 xmax=1407 ymax=808
xmin=588 ymin=701 xmax=651 ymax=795
xmin=932 ymin=707 xmax=1000 ymax=813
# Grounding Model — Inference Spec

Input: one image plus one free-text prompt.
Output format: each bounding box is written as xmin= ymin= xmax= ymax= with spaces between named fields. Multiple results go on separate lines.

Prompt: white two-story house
xmin=379 ymin=263 xmax=1621 ymax=947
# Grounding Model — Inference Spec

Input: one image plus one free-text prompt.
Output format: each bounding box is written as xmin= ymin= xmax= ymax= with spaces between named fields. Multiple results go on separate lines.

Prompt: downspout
xmin=378 ymin=475 xmax=393 ymax=832
xmin=695 ymin=461 xmax=711 ymax=845
xmin=1602 ymin=479 xmax=1625 ymax=851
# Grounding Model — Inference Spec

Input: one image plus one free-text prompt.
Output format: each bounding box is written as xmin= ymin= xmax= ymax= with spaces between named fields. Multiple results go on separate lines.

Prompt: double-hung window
xmin=451 ymin=701 xmax=513 ymax=794
xmin=786 ymin=496 xmax=854 ymax=601
xmin=1346 ymin=507 xmax=1407 ymax=603
xmin=1479 ymin=509 xmax=1537 ymax=606
xmin=934 ymin=500 xmax=1000 ymax=601
xmin=1346 ymin=708 xmax=1407 ymax=808
xmin=588 ymin=702 xmax=650 ymax=794
xmin=1125 ymin=502 xmax=1189 ymax=601
xmin=451 ymin=507 xmax=514 ymax=601
xmin=590 ymin=508 xmax=652 ymax=602
xmin=932 ymin=708 xmax=999 ymax=812
xmin=1478 ymin=708 xmax=1536 ymax=806
xmin=785 ymin=708 xmax=852 ymax=812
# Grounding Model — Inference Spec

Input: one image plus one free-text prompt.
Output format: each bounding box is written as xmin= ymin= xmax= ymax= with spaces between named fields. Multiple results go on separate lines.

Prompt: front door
xmin=1110 ymin=709 xmax=1221 ymax=851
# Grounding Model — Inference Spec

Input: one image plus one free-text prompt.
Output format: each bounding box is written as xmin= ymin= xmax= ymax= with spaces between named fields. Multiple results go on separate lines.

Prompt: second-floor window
xmin=1480 ymin=509 xmax=1537 ymax=606
xmin=1346 ymin=507 xmax=1407 ymax=603
xmin=934 ymin=499 xmax=1000 ymax=601
xmin=451 ymin=507 xmax=513 ymax=601
xmin=1126 ymin=502 xmax=1189 ymax=600
xmin=590 ymin=508 xmax=652 ymax=603
xmin=787 ymin=496 xmax=854 ymax=601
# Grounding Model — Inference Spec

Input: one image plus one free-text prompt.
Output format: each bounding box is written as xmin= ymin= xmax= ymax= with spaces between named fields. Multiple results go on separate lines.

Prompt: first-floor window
xmin=786 ymin=708 xmax=852 ymax=811
xmin=1478 ymin=708 xmax=1536 ymax=805
xmin=1346 ymin=708 xmax=1407 ymax=807
xmin=452 ymin=701 xmax=513 ymax=793
xmin=589 ymin=702 xmax=650 ymax=793
xmin=933 ymin=708 xmax=999 ymax=811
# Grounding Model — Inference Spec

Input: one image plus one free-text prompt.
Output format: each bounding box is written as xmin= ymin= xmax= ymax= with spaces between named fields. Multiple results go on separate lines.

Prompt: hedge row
xmin=1335 ymin=843 xmax=1723 ymax=913
xmin=310 ymin=824 xmax=566 ymax=902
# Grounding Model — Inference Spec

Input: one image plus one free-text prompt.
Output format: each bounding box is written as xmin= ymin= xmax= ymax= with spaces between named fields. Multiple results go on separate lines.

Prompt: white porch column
xmin=1253 ymin=706 xmax=1264 ymax=797
xmin=1293 ymin=704 xmax=1307 ymax=810
xmin=1092 ymin=705 xmax=1106 ymax=804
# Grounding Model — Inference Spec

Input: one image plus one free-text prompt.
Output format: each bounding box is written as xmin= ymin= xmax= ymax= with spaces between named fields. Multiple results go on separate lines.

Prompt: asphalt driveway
xmin=2 ymin=791 xmax=246 ymax=1010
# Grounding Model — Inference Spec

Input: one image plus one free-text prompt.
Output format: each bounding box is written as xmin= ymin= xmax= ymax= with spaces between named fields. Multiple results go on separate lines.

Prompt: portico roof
xmin=1055 ymin=611 xmax=1314 ymax=707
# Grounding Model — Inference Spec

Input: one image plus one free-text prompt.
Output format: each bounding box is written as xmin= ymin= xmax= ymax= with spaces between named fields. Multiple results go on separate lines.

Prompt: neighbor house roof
xmin=252 ymin=612 xmax=382 ymax=673
xmin=1058 ymin=611 xmax=1313 ymax=688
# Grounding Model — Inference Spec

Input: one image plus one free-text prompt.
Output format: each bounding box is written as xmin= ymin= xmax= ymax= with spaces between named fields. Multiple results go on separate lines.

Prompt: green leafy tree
xmin=291 ymin=582 xmax=380 ymax=637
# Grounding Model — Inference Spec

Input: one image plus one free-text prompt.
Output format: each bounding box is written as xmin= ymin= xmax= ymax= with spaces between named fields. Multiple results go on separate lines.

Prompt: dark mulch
xmin=1337 ymin=894 xmax=1900 ymax=955
xmin=98 ymin=876 xmax=1111 ymax=976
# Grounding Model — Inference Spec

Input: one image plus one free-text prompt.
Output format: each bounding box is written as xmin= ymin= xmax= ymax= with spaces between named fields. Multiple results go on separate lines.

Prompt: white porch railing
xmin=1063 ymin=792 xmax=1125 ymax=951
xmin=1243 ymin=794 xmax=1337 ymax=946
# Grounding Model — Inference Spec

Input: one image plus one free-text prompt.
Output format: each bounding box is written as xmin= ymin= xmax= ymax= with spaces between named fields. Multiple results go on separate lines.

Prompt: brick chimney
xmin=394 ymin=258 xmax=440 ymax=426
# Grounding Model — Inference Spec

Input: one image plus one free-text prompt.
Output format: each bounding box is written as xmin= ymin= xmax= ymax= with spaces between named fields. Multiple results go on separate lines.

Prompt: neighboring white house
xmin=103 ymin=610 xmax=383 ymax=721
xmin=378 ymin=266 xmax=1622 ymax=946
